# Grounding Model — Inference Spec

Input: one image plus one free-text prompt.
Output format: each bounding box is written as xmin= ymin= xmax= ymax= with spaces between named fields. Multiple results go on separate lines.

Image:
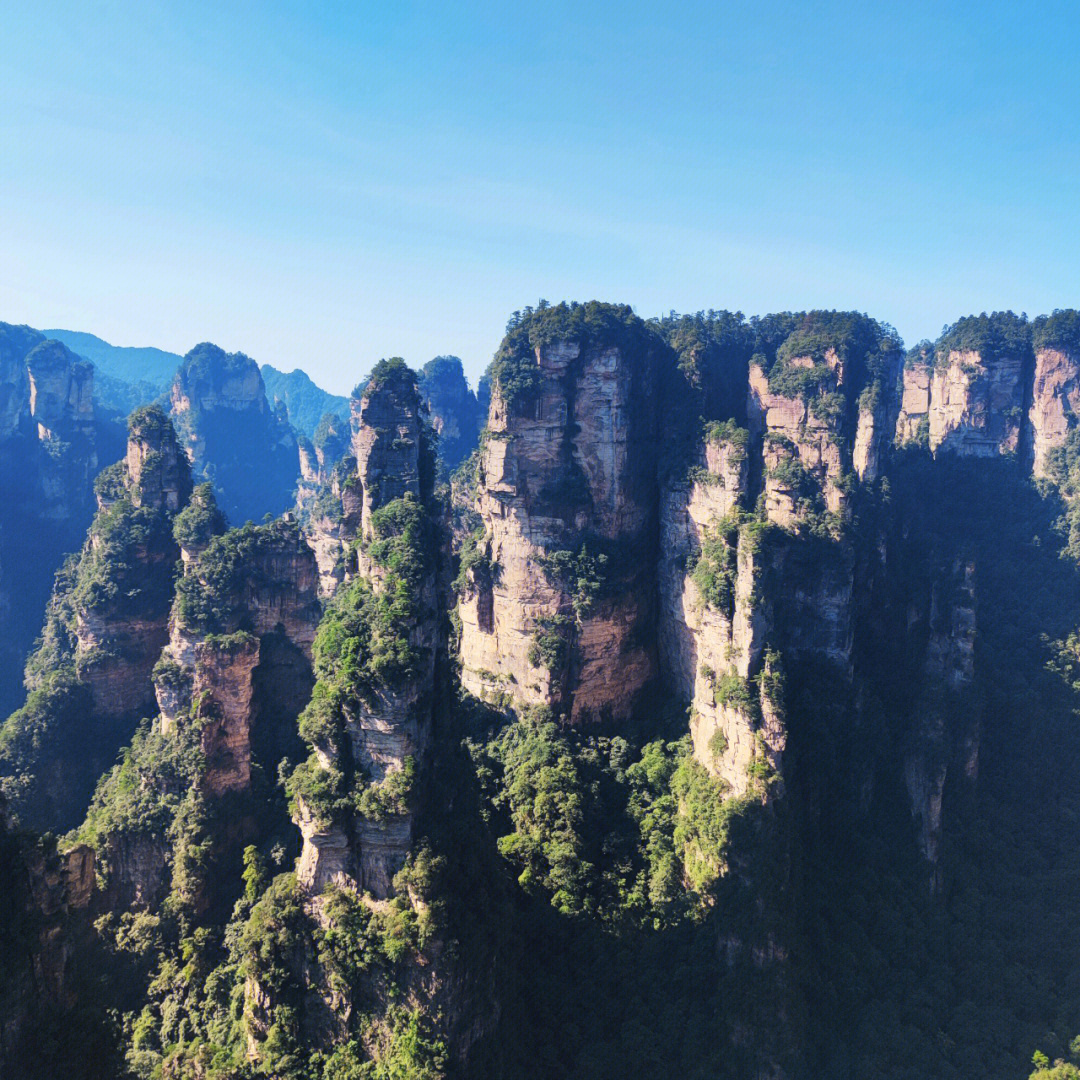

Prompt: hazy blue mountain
xmin=43 ymin=329 xmax=181 ymax=386
xmin=261 ymin=364 xmax=349 ymax=438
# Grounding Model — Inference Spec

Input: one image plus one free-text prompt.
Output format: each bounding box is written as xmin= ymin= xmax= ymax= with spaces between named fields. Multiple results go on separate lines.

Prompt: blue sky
xmin=3 ymin=1 xmax=1080 ymax=393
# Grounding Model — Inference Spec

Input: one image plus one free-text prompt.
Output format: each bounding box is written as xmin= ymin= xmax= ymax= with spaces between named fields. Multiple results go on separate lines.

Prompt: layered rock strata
xmin=457 ymin=312 xmax=661 ymax=723
xmin=896 ymin=339 xmax=1031 ymax=458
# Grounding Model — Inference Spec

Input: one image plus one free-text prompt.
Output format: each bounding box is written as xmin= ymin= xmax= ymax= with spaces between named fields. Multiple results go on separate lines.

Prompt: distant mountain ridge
xmin=42 ymin=329 xmax=182 ymax=386
xmin=260 ymin=363 xmax=349 ymax=438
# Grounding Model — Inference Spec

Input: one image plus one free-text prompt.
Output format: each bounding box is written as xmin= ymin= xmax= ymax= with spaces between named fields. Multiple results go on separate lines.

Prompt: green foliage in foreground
xmin=468 ymin=708 xmax=743 ymax=924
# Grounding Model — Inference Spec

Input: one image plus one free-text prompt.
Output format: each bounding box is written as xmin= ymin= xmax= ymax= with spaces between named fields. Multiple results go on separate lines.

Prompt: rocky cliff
xmin=0 ymin=406 xmax=188 ymax=830
xmin=170 ymin=342 xmax=300 ymax=524
xmin=418 ymin=354 xmax=482 ymax=471
xmin=895 ymin=313 xmax=1033 ymax=458
xmin=656 ymin=313 xmax=902 ymax=796
xmin=292 ymin=357 xmax=438 ymax=898
xmin=9 ymin=305 xmax=1080 ymax=1080
xmin=0 ymin=325 xmax=121 ymax=717
xmin=456 ymin=304 xmax=661 ymax=723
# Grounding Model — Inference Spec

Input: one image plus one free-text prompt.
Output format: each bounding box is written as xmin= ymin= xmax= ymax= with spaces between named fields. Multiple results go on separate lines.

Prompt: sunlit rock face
xmin=456 ymin=308 xmax=662 ymax=724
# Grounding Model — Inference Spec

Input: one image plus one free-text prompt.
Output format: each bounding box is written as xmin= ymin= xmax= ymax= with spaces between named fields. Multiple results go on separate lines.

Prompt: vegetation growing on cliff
xmin=1033 ymin=309 xmax=1080 ymax=355
xmin=172 ymin=482 xmax=227 ymax=551
xmin=468 ymin=707 xmax=742 ymax=923
xmin=174 ymin=518 xmax=309 ymax=636
xmin=767 ymin=310 xmax=903 ymax=407
xmin=491 ymin=301 xmax=662 ymax=411
xmin=935 ymin=310 xmax=1031 ymax=364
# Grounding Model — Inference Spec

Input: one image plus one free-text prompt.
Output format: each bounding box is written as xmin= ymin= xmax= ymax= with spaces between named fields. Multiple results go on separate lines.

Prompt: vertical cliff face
xmin=895 ymin=314 xmax=1033 ymax=458
xmin=25 ymin=341 xmax=95 ymax=444
xmin=656 ymin=314 xmax=902 ymax=795
xmin=73 ymin=408 xmax=190 ymax=717
xmin=418 ymin=354 xmax=482 ymax=471
xmin=170 ymin=343 xmax=300 ymax=524
xmin=657 ymin=427 xmax=784 ymax=797
xmin=456 ymin=304 xmax=661 ymax=723
xmin=293 ymin=358 xmax=438 ymax=898
xmin=0 ymin=406 xmax=189 ymax=831
xmin=1030 ymin=346 xmax=1080 ymax=476
xmin=0 ymin=326 xmax=115 ymax=718
xmin=1027 ymin=313 xmax=1080 ymax=478
xmin=159 ymin=516 xmax=320 ymax=739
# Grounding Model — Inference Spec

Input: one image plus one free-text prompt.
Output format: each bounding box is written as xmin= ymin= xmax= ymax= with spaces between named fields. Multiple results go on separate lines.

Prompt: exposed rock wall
xmin=73 ymin=409 xmax=190 ymax=719
xmin=660 ymin=319 xmax=903 ymax=793
xmin=157 ymin=519 xmax=320 ymax=772
xmin=457 ymin=320 xmax=661 ymax=723
xmin=296 ymin=362 xmax=438 ymax=899
xmin=896 ymin=348 xmax=1031 ymax=457
xmin=191 ymin=634 xmax=260 ymax=795
xmin=1030 ymin=346 xmax=1080 ymax=477
xmin=170 ymin=342 xmax=300 ymax=525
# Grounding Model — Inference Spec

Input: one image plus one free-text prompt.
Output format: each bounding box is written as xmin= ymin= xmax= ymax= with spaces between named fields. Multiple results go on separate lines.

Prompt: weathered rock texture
xmin=296 ymin=364 xmax=438 ymax=898
xmin=157 ymin=519 xmax=320 ymax=777
xmin=896 ymin=331 xmax=1032 ymax=458
xmin=457 ymin=313 xmax=661 ymax=723
xmin=658 ymin=314 xmax=904 ymax=793
xmin=73 ymin=410 xmax=190 ymax=718
xmin=657 ymin=433 xmax=783 ymax=797
xmin=1029 ymin=345 xmax=1080 ymax=477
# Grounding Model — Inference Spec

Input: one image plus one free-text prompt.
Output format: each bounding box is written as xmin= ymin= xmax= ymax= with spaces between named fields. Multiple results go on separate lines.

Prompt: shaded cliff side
xmin=0 ymin=324 xmax=126 ymax=717
xmin=170 ymin=343 xmax=300 ymax=524
xmin=418 ymin=354 xmax=482 ymax=472
xmin=0 ymin=406 xmax=189 ymax=831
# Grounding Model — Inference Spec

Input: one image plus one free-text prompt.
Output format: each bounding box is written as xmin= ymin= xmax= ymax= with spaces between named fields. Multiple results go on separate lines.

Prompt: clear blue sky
xmin=3 ymin=1 xmax=1080 ymax=393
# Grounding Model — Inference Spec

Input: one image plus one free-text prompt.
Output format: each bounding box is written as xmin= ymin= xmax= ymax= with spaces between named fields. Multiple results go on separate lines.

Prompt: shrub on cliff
xmin=172 ymin=482 xmax=226 ymax=551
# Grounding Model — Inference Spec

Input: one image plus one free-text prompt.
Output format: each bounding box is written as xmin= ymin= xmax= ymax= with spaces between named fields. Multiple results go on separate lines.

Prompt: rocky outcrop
xmin=748 ymin=334 xmax=901 ymax=527
xmin=157 ymin=518 xmax=320 ymax=759
xmin=1030 ymin=345 xmax=1080 ymax=477
xmin=0 ymin=326 xmax=115 ymax=717
xmin=418 ymin=355 xmax=482 ymax=471
xmin=296 ymin=359 xmax=438 ymax=899
xmin=658 ymin=315 xmax=905 ymax=791
xmin=25 ymin=341 xmax=95 ymax=443
xmin=191 ymin=633 xmax=260 ymax=795
xmin=457 ymin=307 xmax=661 ymax=723
xmin=929 ymin=350 xmax=1026 ymax=456
xmin=657 ymin=429 xmax=783 ymax=797
xmin=72 ymin=409 xmax=190 ymax=719
xmin=170 ymin=343 xmax=300 ymax=525
xmin=895 ymin=316 xmax=1033 ymax=458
